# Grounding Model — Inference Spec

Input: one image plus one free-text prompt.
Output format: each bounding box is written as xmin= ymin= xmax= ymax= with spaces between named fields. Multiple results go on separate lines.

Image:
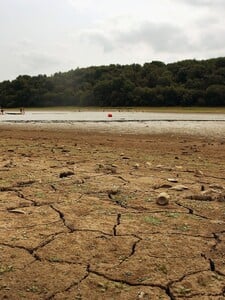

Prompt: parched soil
xmin=0 ymin=126 xmax=225 ymax=299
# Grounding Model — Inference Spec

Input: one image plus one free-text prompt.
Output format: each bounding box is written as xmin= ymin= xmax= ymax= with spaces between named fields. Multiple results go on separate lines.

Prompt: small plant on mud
xmin=175 ymin=224 xmax=190 ymax=231
xmin=144 ymin=216 xmax=161 ymax=225
xmin=165 ymin=212 xmax=180 ymax=218
xmin=48 ymin=256 xmax=62 ymax=263
xmin=176 ymin=285 xmax=192 ymax=295
xmin=0 ymin=264 xmax=13 ymax=274
xmin=26 ymin=284 xmax=47 ymax=294
xmin=35 ymin=191 xmax=45 ymax=198
xmin=157 ymin=264 xmax=168 ymax=274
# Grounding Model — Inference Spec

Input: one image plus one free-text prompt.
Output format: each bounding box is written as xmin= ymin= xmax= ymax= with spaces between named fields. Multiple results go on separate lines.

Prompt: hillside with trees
xmin=0 ymin=57 xmax=225 ymax=108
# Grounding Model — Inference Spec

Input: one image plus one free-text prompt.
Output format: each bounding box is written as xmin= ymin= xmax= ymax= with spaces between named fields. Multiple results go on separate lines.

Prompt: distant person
xmin=20 ymin=107 xmax=25 ymax=114
xmin=1 ymin=108 xmax=4 ymax=115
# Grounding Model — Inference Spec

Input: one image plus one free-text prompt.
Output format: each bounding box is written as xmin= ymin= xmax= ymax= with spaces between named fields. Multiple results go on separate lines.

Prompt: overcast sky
xmin=0 ymin=0 xmax=224 ymax=81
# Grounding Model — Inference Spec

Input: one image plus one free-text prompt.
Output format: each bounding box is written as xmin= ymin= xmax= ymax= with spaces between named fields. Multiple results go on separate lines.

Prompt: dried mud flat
xmin=0 ymin=125 xmax=225 ymax=299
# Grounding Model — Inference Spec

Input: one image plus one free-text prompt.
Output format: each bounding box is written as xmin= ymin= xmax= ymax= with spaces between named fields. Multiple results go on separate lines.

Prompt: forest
xmin=0 ymin=57 xmax=225 ymax=108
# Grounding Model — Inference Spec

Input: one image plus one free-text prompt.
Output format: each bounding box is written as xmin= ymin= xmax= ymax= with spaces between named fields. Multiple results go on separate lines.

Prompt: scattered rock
xmin=50 ymin=184 xmax=57 ymax=191
xmin=216 ymin=194 xmax=225 ymax=202
xmin=186 ymin=195 xmax=213 ymax=201
xmin=171 ymin=184 xmax=189 ymax=191
xmin=16 ymin=180 xmax=36 ymax=187
xmin=156 ymin=192 xmax=170 ymax=206
xmin=95 ymin=164 xmax=117 ymax=174
xmin=8 ymin=209 xmax=26 ymax=214
xmin=156 ymin=164 xmax=164 ymax=168
xmin=145 ymin=162 xmax=152 ymax=167
xmin=108 ymin=187 xmax=120 ymax=199
xmin=209 ymin=184 xmax=224 ymax=190
xmin=59 ymin=171 xmax=74 ymax=178
xmin=167 ymin=178 xmax=178 ymax=183
xmin=202 ymin=189 xmax=219 ymax=195
xmin=195 ymin=170 xmax=204 ymax=176
xmin=1 ymin=160 xmax=14 ymax=168
xmin=74 ymin=178 xmax=85 ymax=184
xmin=137 ymin=291 xmax=150 ymax=299
xmin=61 ymin=149 xmax=70 ymax=153
xmin=66 ymin=161 xmax=75 ymax=165
xmin=133 ymin=163 xmax=140 ymax=169
xmin=175 ymin=166 xmax=183 ymax=169
xmin=155 ymin=184 xmax=172 ymax=189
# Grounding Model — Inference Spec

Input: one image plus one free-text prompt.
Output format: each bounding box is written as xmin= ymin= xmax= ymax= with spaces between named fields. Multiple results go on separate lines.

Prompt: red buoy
xmin=107 ymin=113 xmax=112 ymax=118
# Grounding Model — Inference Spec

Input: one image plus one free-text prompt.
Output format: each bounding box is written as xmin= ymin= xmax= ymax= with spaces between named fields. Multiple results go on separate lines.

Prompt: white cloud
xmin=177 ymin=0 xmax=225 ymax=7
xmin=0 ymin=0 xmax=224 ymax=81
xmin=67 ymin=0 xmax=94 ymax=12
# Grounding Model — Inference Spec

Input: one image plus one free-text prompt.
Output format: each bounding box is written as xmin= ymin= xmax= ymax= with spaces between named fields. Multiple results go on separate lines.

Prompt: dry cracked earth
xmin=0 ymin=126 xmax=225 ymax=299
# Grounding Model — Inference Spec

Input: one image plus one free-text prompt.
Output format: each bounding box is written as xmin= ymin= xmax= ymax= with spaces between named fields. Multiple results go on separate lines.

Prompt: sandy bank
xmin=0 ymin=120 xmax=225 ymax=138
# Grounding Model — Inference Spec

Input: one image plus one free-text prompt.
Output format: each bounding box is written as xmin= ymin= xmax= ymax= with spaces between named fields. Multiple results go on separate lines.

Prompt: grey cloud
xmin=82 ymin=22 xmax=192 ymax=54
xmin=117 ymin=22 xmax=191 ymax=53
xmin=199 ymin=29 xmax=225 ymax=50
xmin=81 ymin=31 xmax=114 ymax=52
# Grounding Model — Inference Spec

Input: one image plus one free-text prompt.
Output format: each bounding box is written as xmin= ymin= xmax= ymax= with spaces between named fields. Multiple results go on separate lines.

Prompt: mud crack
xmin=50 ymin=205 xmax=75 ymax=232
xmin=175 ymin=201 xmax=209 ymax=220
xmin=113 ymin=213 xmax=121 ymax=236
xmin=47 ymin=264 xmax=90 ymax=300
xmin=89 ymin=267 xmax=166 ymax=289
xmin=119 ymin=236 xmax=142 ymax=265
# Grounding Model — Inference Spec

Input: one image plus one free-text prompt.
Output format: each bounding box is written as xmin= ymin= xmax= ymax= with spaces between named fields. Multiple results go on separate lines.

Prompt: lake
xmin=1 ymin=111 xmax=225 ymax=122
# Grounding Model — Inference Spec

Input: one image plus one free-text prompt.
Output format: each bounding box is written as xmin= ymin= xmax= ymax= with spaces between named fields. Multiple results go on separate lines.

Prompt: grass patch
xmin=165 ymin=212 xmax=180 ymax=218
xmin=0 ymin=264 xmax=13 ymax=274
xmin=144 ymin=216 xmax=161 ymax=225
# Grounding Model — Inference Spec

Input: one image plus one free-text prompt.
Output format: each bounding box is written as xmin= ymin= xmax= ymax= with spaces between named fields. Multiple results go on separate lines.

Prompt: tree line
xmin=0 ymin=57 xmax=225 ymax=108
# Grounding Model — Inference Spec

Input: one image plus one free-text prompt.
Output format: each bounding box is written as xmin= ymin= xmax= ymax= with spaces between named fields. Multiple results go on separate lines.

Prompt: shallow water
xmin=1 ymin=111 xmax=225 ymax=122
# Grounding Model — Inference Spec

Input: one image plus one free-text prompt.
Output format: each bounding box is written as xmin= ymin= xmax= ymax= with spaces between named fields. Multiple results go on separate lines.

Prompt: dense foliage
xmin=1 ymin=57 xmax=225 ymax=108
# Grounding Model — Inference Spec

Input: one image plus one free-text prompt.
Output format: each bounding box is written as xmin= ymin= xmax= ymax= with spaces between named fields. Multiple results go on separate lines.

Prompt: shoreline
xmin=0 ymin=120 xmax=225 ymax=138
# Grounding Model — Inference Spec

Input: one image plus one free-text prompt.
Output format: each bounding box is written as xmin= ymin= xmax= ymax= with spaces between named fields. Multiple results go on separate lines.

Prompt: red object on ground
xmin=107 ymin=113 xmax=112 ymax=117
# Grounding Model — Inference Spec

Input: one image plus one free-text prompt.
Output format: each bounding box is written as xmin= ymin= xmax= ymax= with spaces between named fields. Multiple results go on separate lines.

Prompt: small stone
xmin=156 ymin=164 xmax=164 ymax=168
xmin=209 ymin=184 xmax=224 ymax=190
xmin=156 ymin=192 xmax=170 ymax=206
xmin=186 ymin=195 xmax=213 ymax=201
xmin=216 ymin=194 xmax=225 ymax=202
xmin=8 ymin=209 xmax=26 ymax=214
xmin=59 ymin=171 xmax=74 ymax=178
xmin=195 ymin=170 xmax=203 ymax=176
xmin=146 ymin=162 xmax=152 ymax=167
xmin=167 ymin=178 xmax=178 ymax=183
xmin=74 ymin=178 xmax=85 ymax=184
xmin=134 ymin=163 xmax=140 ymax=169
xmin=137 ymin=291 xmax=150 ymax=299
xmin=175 ymin=166 xmax=183 ymax=169
xmin=171 ymin=184 xmax=189 ymax=191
